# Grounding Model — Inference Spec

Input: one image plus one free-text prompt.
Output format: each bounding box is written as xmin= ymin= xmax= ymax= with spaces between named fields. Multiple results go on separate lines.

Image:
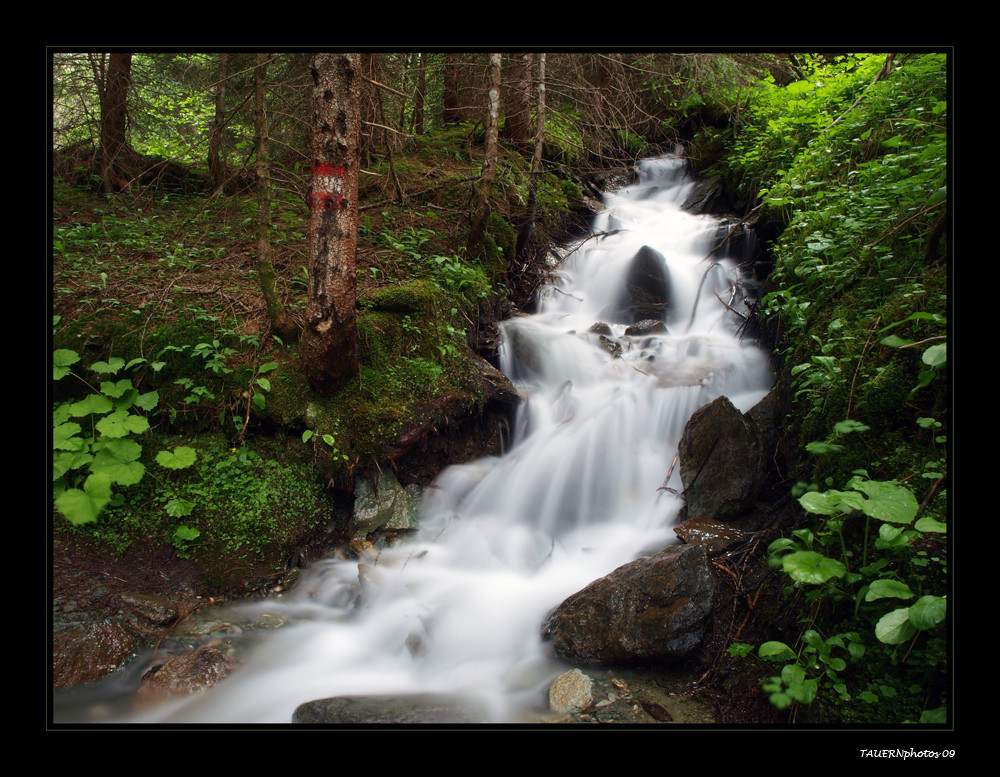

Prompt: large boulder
xmin=677 ymin=393 xmax=777 ymax=523
xmin=541 ymin=544 xmax=716 ymax=666
xmin=609 ymin=245 xmax=673 ymax=325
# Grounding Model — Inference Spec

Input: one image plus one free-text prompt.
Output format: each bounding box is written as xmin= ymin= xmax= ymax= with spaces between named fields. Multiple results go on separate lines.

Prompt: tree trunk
xmin=253 ymin=54 xmax=297 ymax=342
xmin=208 ymin=53 xmax=228 ymax=189
xmin=466 ymin=54 xmax=502 ymax=259
xmin=517 ymin=53 xmax=546 ymax=259
xmin=98 ymin=52 xmax=134 ymax=193
xmin=300 ymin=53 xmax=362 ymax=397
xmin=413 ymin=53 xmax=426 ymax=135
xmin=501 ymin=53 xmax=532 ymax=152
xmin=443 ymin=54 xmax=461 ymax=125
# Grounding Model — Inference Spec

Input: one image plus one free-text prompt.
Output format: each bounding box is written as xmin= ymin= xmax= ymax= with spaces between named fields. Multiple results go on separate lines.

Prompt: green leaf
xmin=91 ymin=357 xmax=126 ymax=375
xmin=875 ymin=608 xmax=917 ymax=644
xmin=781 ymin=550 xmax=846 ymax=584
xmin=55 ymin=473 xmax=112 ymax=525
xmin=865 ymin=579 xmax=914 ymax=601
xmin=759 ymin=641 xmax=796 ymax=662
xmin=95 ymin=410 xmax=149 ymax=439
xmin=302 ymin=430 xmax=314 ymax=443
xmin=252 ymin=392 xmax=266 ymax=410
xmin=798 ymin=490 xmax=850 ymax=515
xmin=69 ymin=394 xmax=114 ymax=417
xmin=165 ymin=498 xmax=195 ymax=517
xmin=880 ymin=334 xmax=913 ymax=348
xmin=53 ymin=349 xmax=80 ymax=380
xmin=99 ymin=379 xmax=134 ymax=398
xmin=134 ymin=391 xmax=160 ymax=411
xmin=91 ymin=439 xmax=145 ymax=485
xmin=174 ymin=525 xmax=201 ymax=541
xmin=846 ymin=479 xmax=918 ymax=524
xmin=833 ymin=419 xmax=870 ymax=434
xmin=805 ymin=440 xmax=844 ymax=455
xmin=908 ymin=595 xmax=946 ymax=630
xmin=255 ymin=377 xmax=271 ymax=392
xmin=156 ymin=446 xmax=197 ymax=470
xmin=258 ymin=362 xmax=279 ymax=373
xmin=53 ymin=422 xmax=84 ymax=451
xmin=914 ymin=515 xmax=947 ymax=533
xmin=922 ymin=343 xmax=946 ymax=367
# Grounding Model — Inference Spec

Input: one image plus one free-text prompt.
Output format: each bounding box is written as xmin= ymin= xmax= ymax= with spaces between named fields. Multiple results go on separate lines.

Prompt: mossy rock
xmin=364 ymin=279 xmax=441 ymax=315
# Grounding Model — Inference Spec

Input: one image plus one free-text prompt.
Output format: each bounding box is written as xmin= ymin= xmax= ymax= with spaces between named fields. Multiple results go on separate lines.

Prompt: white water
xmin=68 ymin=155 xmax=773 ymax=724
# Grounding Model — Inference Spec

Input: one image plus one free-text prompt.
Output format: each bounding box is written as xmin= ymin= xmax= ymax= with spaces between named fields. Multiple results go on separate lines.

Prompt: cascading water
xmin=61 ymin=154 xmax=773 ymax=725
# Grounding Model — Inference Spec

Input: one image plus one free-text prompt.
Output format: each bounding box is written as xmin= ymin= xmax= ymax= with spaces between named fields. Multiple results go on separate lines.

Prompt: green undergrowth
xmin=704 ymin=52 xmax=949 ymax=724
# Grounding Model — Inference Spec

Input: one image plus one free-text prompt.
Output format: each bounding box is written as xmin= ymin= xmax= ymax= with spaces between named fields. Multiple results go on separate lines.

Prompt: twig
xmin=846 ymin=315 xmax=880 ymax=419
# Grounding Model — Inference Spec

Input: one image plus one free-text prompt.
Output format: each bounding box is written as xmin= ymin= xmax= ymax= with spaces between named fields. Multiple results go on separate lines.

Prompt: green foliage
xmin=52 ymin=348 xmax=162 ymax=525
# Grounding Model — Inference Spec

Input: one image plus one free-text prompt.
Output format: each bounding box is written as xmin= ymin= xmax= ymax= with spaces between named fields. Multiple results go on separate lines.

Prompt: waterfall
xmin=74 ymin=155 xmax=773 ymax=724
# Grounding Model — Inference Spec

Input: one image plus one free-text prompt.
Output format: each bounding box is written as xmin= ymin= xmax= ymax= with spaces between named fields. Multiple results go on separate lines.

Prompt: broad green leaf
xmin=91 ymin=439 xmax=145 ymax=485
xmin=786 ymin=80 xmax=814 ymax=94
xmin=54 ymin=473 xmax=112 ymax=525
xmin=156 ymin=446 xmax=197 ymax=470
xmin=252 ymin=392 xmax=266 ymax=410
xmin=781 ymin=550 xmax=846 ymax=584
xmin=880 ymin=334 xmax=913 ymax=348
xmin=53 ymin=422 xmax=84 ymax=451
xmin=69 ymin=394 xmax=114 ymax=417
xmin=833 ymin=420 xmax=870 ymax=434
xmin=53 ymin=349 xmax=80 ymax=380
xmin=875 ymin=608 xmax=917 ymax=644
xmin=134 ymin=390 xmax=159 ymax=411
xmin=805 ymin=441 xmax=844 ymax=455
xmin=922 ymin=343 xmax=946 ymax=367
xmin=759 ymin=641 xmax=796 ymax=662
xmin=915 ymin=515 xmax=947 ymax=533
xmin=91 ymin=357 xmax=126 ymax=374
xmin=166 ymin=498 xmax=195 ymax=517
xmin=865 ymin=579 xmax=914 ymax=601
xmin=258 ymin=362 xmax=279 ymax=373
xmin=173 ymin=525 xmax=201 ymax=541
xmin=96 ymin=410 xmax=149 ymax=439
xmin=99 ymin=379 xmax=134 ymax=398
xmin=798 ymin=489 xmax=852 ymax=515
xmin=255 ymin=377 xmax=271 ymax=392
xmin=53 ymin=450 xmax=93 ymax=480
xmin=846 ymin=479 xmax=918 ymax=524
xmin=908 ymin=595 xmax=946 ymax=630
xmin=302 ymin=430 xmax=314 ymax=443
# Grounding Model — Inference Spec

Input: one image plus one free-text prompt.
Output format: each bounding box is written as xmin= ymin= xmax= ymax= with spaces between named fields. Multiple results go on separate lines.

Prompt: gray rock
xmin=292 ymin=693 xmax=489 ymax=724
xmin=353 ymin=470 xmax=422 ymax=540
xmin=678 ymin=395 xmax=767 ymax=522
xmin=542 ymin=544 xmax=716 ymax=665
xmin=549 ymin=669 xmax=594 ymax=713
xmin=135 ymin=645 xmax=240 ymax=703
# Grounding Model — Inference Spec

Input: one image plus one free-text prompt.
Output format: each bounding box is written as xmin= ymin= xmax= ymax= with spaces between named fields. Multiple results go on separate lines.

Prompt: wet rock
xmin=53 ymin=618 xmax=140 ymax=688
xmin=673 ymin=516 xmax=747 ymax=555
xmin=542 ymin=544 xmax=716 ymax=665
xmin=135 ymin=645 xmax=240 ymax=703
xmin=352 ymin=469 xmax=422 ymax=541
xmin=624 ymin=319 xmax=668 ymax=337
xmin=292 ymin=693 xmax=489 ymax=724
xmin=120 ymin=591 xmax=180 ymax=627
xmin=678 ymin=395 xmax=768 ymax=522
xmin=549 ymin=669 xmax=594 ymax=713
xmin=617 ymin=245 xmax=673 ymax=324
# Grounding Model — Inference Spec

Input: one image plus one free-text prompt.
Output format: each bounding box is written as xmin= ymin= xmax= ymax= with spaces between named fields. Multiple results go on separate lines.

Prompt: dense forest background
xmin=50 ymin=51 xmax=949 ymax=726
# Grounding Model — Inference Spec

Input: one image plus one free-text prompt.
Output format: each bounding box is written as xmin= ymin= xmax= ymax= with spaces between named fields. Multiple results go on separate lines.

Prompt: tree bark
xmin=501 ymin=53 xmax=532 ymax=151
xmin=300 ymin=53 xmax=362 ymax=396
xmin=253 ymin=54 xmax=297 ymax=342
xmin=412 ymin=53 xmax=426 ymax=135
xmin=208 ymin=53 xmax=228 ymax=189
xmin=466 ymin=53 xmax=502 ymax=259
xmin=443 ymin=54 xmax=461 ymax=124
xmin=517 ymin=53 xmax=546 ymax=259
xmin=98 ymin=52 xmax=134 ymax=193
